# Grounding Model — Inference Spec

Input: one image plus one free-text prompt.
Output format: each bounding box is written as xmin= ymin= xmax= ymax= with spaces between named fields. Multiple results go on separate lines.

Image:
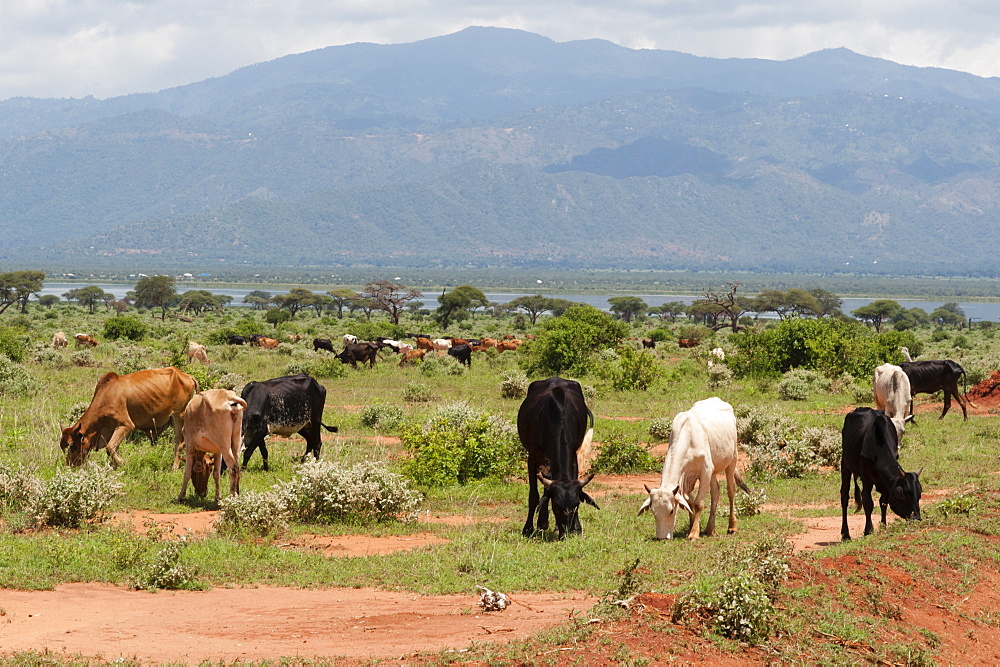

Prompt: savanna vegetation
xmin=2 ymin=272 xmax=1000 ymax=663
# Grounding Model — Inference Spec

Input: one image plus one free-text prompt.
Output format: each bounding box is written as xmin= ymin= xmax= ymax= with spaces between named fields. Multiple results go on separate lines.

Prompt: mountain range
xmin=3 ymin=26 xmax=1000 ymax=276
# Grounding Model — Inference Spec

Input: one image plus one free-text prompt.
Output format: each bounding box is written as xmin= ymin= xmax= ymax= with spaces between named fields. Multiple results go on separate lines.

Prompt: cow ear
xmin=580 ymin=491 xmax=600 ymax=510
xmin=675 ymin=492 xmax=692 ymax=513
xmin=537 ymin=472 xmax=554 ymax=489
xmin=638 ymin=497 xmax=651 ymax=516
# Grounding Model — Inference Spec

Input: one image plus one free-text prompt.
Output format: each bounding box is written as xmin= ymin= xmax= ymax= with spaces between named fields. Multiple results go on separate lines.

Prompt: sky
xmin=1 ymin=1 xmax=998 ymax=100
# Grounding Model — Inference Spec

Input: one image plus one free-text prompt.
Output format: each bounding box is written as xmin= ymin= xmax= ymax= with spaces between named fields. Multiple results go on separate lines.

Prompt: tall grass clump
xmin=27 ymin=466 xmax=125 ymax=528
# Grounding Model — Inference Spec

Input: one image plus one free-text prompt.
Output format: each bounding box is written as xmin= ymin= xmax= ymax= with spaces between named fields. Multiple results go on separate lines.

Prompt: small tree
xmin=363 ymin=280 xmax=423 ymax=325
xmin=327 ymin=289 xmax=361 ymax=319
xmin=243 ymin=290 xmax=271 ymax=310
xmin=437 ymin=285 xmax=488 ymax=329
xmin=608 ymin=296 xmax=648 ymax=323
xmin=264 ymin=308 xmax=292 ymax=329
xmin=132 ymin=276 xmax=177 ymax=321
xmin=507 ymin=295 xmax=552 ymax=325
xmin=852 ymin=300 xmax=905 ymax=333
xmin=64 ymin=286 xmax=110 ymax=314
xmin=0 ymin=270 xmax=45 ymax=314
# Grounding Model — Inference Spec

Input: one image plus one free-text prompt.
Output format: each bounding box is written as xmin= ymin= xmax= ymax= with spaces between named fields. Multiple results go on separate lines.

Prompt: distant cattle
xmin=226 ymin=335 xmax=247 ymax=346
xmin=899 ymin=357 xmax=970 ymax=421
xmin=336 ymin=342 xmax=379 ymax=368
xmin=257 ymin=337 xmax=279 ymax=349
xmin=240 ymin=374 xmax=339 ymax=470
xmin=678 ymin=338 xmax=698 ymax=349
xmin=313 ymin=338 xmax=335 ymax=353
xmin=639 ymin=397 xmax=749 ymax=540
xmin=518 ymin=377 xmax=599 ymax=537
xmin=74 ymin=333 xmax=98 ymax=348
xmin=479 ymin=337 xmax=499 ymax=349
xmin=447 ymin=343 xmax=472 ymax=367
xmin=178 ymin=389 xmax=247 ymax=502
xmin=496 ymin=339 xmax=522 ymax=352
xmin=52 ymin=331 xmax=68 ymax=349
xmin=187 ymin=341 xmax=210 ymax=365
xmin=841 ymin=407 xmax=922 ymax=540
xmin=641 ymin=338 xmax=655 ymax=349
xmin=285 ymin=334 xmax=303 ymax=343
xmin=399 ymin=349 xmax=427 ymax=365
xmin=873 ymin=363 xmax=912 ymax=438
xmin=431 ymin=338 xmax=452 ymax=351
xmin=60 ymin=367 xmax=198 ymax=468
xmin=414 ymin=337 xmax=434 ymax=351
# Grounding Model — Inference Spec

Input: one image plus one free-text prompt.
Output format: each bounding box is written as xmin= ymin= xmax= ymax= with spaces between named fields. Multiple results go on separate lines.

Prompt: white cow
xmin=51 ymin=331 xmax=68 ymax=349
xmin=639 ymin=397 xmax=749 ymax=540
xmin=186 ymin=341 xmax=209 ymax=364
xmin=873 ymin=363 xmax=912 ymax=438
xmin=178 ymin=389 xmax=247 ymax=502
xmin=431 ymin=338 xmax=452 ymax=351
xmin=342 ymin=334 xmax=359 ymax=345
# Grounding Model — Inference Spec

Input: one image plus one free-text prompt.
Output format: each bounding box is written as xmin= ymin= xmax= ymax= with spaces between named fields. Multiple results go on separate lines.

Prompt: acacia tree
xmin=132 ymin=275 xmax=177 ymax=320
xmin=270 ymin=288 xmax=318 ymax=317
xmin=608 ymin=296 xmax=648 ymax=323
xmin=507 ymin=295 xmax=552 ymax=325
xmin=363 ymin=280 xmax=422 ymax=325
xmin=327 ymin=288 xmax=361 ymax=319
xmin=64 ymin=285 xmax=111 ymax=314
xmin=436 ymin=285 xmax=488 ymax=328
xmin=0 ymin=270 xmax=45 ymax=314
xmin=703 ymin=282 xmax=751 ymax=332
xmin=852 ymin=300 xmax=905 ymax=333
xmin=242 ymin=290 xmax=272 ymax=310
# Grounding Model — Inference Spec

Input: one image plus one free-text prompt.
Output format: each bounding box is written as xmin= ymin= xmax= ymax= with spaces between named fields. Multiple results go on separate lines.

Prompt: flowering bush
xmin=27 ymin=466 xmax=125 ymax=528
xmin=282 ymin=460 xmax=421 ymax=523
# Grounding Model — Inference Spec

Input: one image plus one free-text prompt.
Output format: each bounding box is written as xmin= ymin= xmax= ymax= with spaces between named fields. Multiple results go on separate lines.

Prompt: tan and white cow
xmin=178 ymin=389 xmax=247 ymax=502
xmin=187 ymin=341 xmax=209 ymax=364
xmin=51 ymin=331 xmax=68 ymax=349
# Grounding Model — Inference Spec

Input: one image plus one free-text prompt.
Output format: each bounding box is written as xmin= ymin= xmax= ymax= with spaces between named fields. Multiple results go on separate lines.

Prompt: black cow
xmin=313 ymin=338 xmax=335 ymax=353
xmin=841 ymin=407 xmax=922 ymax=541
xmin=517 ymin=377 xmax=599 ymax=538
xmin=406 ymin=332 xmax=432 ymax=340
xmin=240 ymin=374 xmax=338 ymax=470
xmin=447 ymin=343 xmax=472 ymax=367
xmin=900 ymin=359 xmax=969 ymax=421
xmin=226 ymin=335 xmax=247 ymax=345
xmin=641 ymin=338 xmax=655 ymax=349
xmin=336 ymin=342 xmax=379 ymax=368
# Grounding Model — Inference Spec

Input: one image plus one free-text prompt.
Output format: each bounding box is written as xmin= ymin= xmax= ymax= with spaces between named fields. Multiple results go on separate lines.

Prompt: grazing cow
xmin=336 ymin=342 xmax=379 ymax=368
xmin=641 ymin=338 xmax=655 ymax=349
xmin=445 ymin=337 xmax=470 ymax=347
xmin=74 ymin=333 xmax=98 ymax=348
xmin=187 ymin=341 xmax=210 ymax=365
xmin=52 ymin=331 xmax=68 ymax=349
xmin=496 ymin=339 xmax=522 ymax=352
xmin=226 ymin=335 xmax=247 ymax=346
xmin=639 ymin=397 xmax=749 ymax=540
xmin=873 ymin=363 xmax=912 ymax=438
xmin=678 ymin=338 xmax=698 ymax=348
xmin=447 ymin=343 xmax=472 ymax=367
xmin=257 ymin=337 xmax=279 ymax=349
xmin=841 ymin=407 xmax=922 ymax=540
xmin=60 ymin=367 xmax=198 ymax=468
xmin=399 ymin=349 xmax=426 ymax=365
xmin=899 ymin=358 xmax=970 ymax=421
xmin=415 ymin=337 xmax=435 ymax=351
xmin=431 ymin=338 xmax=452 ymax=351
xmin=240 ymin=374 xmax=339 ymax=470
xmin=479 ymin=337 xmax=499 ymax=349
xmin=518 ymin=377 xmax=599 ymax=538
xmin=313 ymin=338 xmax=335 ymax=353
xmin=342 ymin=334 xmax=359 ymax=346
xmin=178 ymin=389 xmax=247 ymax=502
xmin=285 ymin=334 xmax=303 ymax=343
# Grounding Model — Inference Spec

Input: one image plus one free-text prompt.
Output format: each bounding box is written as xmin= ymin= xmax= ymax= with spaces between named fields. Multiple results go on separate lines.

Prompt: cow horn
xmin=644 ymin=484 xmax=653 ymax=494
xmin=579 ymin=473 xmax=594 ymax=488
xmin=537 ymin=472 xmax=554 ymax=488
xmin=916 ymin=466 xmax=924 ymax=476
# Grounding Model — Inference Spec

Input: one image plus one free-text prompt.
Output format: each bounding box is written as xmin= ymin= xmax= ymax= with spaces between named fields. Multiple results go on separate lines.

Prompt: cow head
xmin=886 ymin=469 xmax=922 ymax=520
xmin=538 ymin=473 xmax=598 ymax=537
xmin=191 ymin=452 xmax=215 ymax=498
xmin=60 ymin=424 xmax=99 ymax=466
xmin=638 ymin=484 xmax=693 ymax=540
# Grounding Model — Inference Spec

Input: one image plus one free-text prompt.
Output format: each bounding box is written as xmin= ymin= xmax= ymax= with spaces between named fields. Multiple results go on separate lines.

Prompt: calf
xmin=841 ymin=407 xmax=922 ymax=540
xmin=641 ymin=338 xmax=655 ymax=349
xmin=336 ymin=342 xmax=379 ymax=368
xmin=74 ymin=333 xmax=98 ymax=348
xmin=240 ymin=374 xmax=339 ymax=470
xmin=899 ymin=358 xmax=969 ymax=421
xmin=518 ymin=377 xmax=599 ymax=538
xmin=313 ymin=337 xmax=335 ymax=353
xmin=872 ymin=363 xmax=912 ymax=438
xmin=639 ymin=397 xmax=749 ymax=540
xmin=399 ymin=349 xmax=426 ymax=365
xmin=447 ymin=343 xmax=472 ymax=367
xmin=257 ymin=337 xmax=279 ymax=349
xmin=178 ymin=389 xmax=246 ymax=502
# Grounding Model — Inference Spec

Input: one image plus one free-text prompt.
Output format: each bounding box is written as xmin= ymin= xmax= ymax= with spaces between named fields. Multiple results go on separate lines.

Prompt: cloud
xmin=1 ymin=0 xmax=998 ymax=100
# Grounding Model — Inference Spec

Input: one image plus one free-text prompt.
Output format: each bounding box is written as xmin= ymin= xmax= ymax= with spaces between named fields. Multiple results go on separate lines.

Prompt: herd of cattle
xmin=52 ymin=328 xmax=968 ymax=540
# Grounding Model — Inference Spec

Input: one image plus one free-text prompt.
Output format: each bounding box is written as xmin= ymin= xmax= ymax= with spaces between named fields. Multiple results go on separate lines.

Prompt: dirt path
xmin=0 ymin=583 xmax=594 ymax=663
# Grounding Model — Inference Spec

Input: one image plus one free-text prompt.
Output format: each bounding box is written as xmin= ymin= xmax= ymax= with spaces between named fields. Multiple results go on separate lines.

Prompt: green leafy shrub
xmin=402 ymin=404 xmax=522 ymax=486
xmin=519 ymin=305 xmax=629 ymax=376
xmin=0 ymin=326 xmax=30 ymax=362
xmin=420 ymin=353 xmax=465 ymax=376
xmin=71 ymin=350 xmax=96 ymax=367
xmin=499 ymin=370 xmax=529 ymax=399
xmin=114 ymin=345 xmax=150 ymax=375
xmin=217 ymin=490 xmax=288 ymax=535
xmin=103 ymin=315 xmax=148 ymax=341
xmin=590 ymin=431 xmax=659 ymax=474
xmin=647 ymin=417 xmax=672 ymax=441
xmin=0 ymin=356 xmax=38 ymax=396
xmin=282 ymin=460 xmax=421 ymax=524
xmin=610 ymin=347 xmax=662 ymax=391
xmin=28 ymin=466 xmax=125 ymax=528
xmin=130 ymin=539 xmax=199 ymax=591
xmin=402 ymin=382 xmax=434 ymax=402
xmin=32 ymin=347 xmax=67 ymax=368
xmin=359 ymin=402 xmax=406 ymax=432
xmin=933 ymin=493 xmax=978 ymax=518
xmin=283 ymin=357 xmax=347 ymax=379
xmin=777 ymin=368 xmax=831 ymax=401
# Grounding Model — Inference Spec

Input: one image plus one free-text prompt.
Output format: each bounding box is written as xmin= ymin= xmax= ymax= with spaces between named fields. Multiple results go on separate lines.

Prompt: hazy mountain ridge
xmin=3 ymin=27 xmax=1000 ymax=275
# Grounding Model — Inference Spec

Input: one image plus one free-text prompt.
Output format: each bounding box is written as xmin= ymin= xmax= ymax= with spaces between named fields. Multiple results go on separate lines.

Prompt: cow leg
xmin=725 ymin=467 xmax=738 ymax=534
xmin=879 ymin=494 xmax=889 ymax=527
xmin=841 ymin=467 xmax=852 ymax=541
xmin=861 ymin=480 xmax=876 ymax=536
xmin=704 ymin=476 xmax=720 ymax=537
xmin=213 ymin=454 xmax=223 ymax=503
xmin=949 ymin=385 xmax=969 ymax=420
xmin=687 ymin=472 xmax=710 ymax=540
xmin=940 ymin=391 xmax=952 ymax=419
xmin=171 ymin=414 xmax=185 ymax=470
xmin=299 ymin=425 xmax=321 ymax=462
xmin=103 ymin=425 xmax=132 ymax=469
xmin=522 ymin=457 xmax=540 ymax=537
xmin=177 ymin=445 xmax=195 ymax=502
xmin=537 ymin=494 xmax=550 ymax=531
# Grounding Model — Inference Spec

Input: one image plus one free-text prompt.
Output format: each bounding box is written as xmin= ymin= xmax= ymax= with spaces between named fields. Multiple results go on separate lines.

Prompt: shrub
xmin=27 ymin=466 xmax=125 ymax=528
xmin=402 ymin=404 xmax=522 ymax=486
xmin=359 ymin=402 xmax=406 ymax=432
xmin=184 ymin=364 xmax=214 ymax=391
xmin=283 ymin=357 xmax=347 ymax=379
xmin=0 ymin=326 xmax=30 ymax=362
xmin=499 ymin=370 xmax=529 ymax=399
xmin=71 ymin=350 xmax=96 ymax=367
xmin=519 ymin=305 xmax=629 ymax=376
xmin=777 ymin=368 xmax=831 ymax=401
xmin=130 ymin=539 xmax=199 ymax=591
xmin=215 ymin=372 xmax=245 ymax=391
xmin=32 ymin=348 xmax=67 ymax=368
xmin=402 ymin=382 xmax=434 ymax=402
xmin=647 ymin=417 xmax=672 ymax=441
xmin=217 ymin=490 xmax=288 ymax=535
xmin=281 ymin=460 xmax=422 ymax=524
xmin=0 ymin=356 xmax=38 ymax=397
xmin=114 ymin=345 xmax=149 ymax=375
xmin=706 ymin=363 xmax=734 ymax=388
xmin=420 ymin=353 xmax=465 ymax=376
xmin=589 ymin=432 xmax=659 ymax=474
xmin=0 ymin=463 xmax=42 ymax=510
xmin=610 ymin=347 xmax=662 ymax=391
xmin=736 ymin=405 xmax=838 ymax=478
xmin=103 ymin=315 xmax=148 ymax=341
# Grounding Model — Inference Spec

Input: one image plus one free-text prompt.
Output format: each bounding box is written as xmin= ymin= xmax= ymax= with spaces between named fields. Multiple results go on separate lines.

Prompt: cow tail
xmin=733 ymin=473 xmax=751 ymax=495
xmin=320 ymin=422 xmax=339 ymax=433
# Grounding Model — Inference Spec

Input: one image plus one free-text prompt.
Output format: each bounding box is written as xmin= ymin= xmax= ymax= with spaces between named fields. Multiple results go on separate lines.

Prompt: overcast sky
xmin=2 ymin=1 xmax=997 ymax=100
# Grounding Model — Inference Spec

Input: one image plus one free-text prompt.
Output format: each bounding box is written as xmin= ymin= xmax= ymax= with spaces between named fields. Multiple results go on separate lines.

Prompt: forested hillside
xmin=3 ymin=27 xmax=1000 ymax=275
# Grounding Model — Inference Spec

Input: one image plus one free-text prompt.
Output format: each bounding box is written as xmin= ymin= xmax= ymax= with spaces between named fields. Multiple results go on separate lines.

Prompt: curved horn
xmin=579 ymin=473 xmax=595 ymax=488
xmin=537 ymin=472 xmax=554 ymax=489
xmin=644 ymin=484 xmax=653 ymax=494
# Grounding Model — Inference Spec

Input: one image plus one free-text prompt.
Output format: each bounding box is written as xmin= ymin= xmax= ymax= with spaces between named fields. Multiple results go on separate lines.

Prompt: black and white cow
xmin=240 ymin=374 xmax=339 ymax=470
xmin=841 ymin=407 xmax=922 ymax=541
xmin=517 ymin=377 xmax=599 ymax=538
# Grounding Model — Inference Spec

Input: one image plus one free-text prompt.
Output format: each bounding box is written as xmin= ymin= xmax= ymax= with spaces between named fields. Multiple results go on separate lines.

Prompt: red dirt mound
xmin=967 ymin=370 xmax=1000 ymax=407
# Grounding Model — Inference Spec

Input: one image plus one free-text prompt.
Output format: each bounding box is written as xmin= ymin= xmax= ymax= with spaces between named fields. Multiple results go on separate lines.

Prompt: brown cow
xmin=642 ymin=338 xmax=656 ymax=349
xmin=52 ymin=331 xmax=68 ymax=349
xmin=496 ymin=339 xmax=523 ymax=352
xmin=60 ymin=367 xmax=198 ymax=468
xmin=415 ymin=337 xmax=434 ymax=351
xmin=678 ymin=339 xmax=699 ymax=348
xmin=285 ymin=334 xmax=303 ymax=343
xmin=479 ymin=337 xmax=499 ymax=349
xmin=74 ymin=333 xmax=98 ymax=348
xmin=178 ymin=389 xmax=247 ymax=502
xmin=257 ymin=337 xmax=279 ymax=349
xmin=399 ymin=349 xmax=427 ymax=365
